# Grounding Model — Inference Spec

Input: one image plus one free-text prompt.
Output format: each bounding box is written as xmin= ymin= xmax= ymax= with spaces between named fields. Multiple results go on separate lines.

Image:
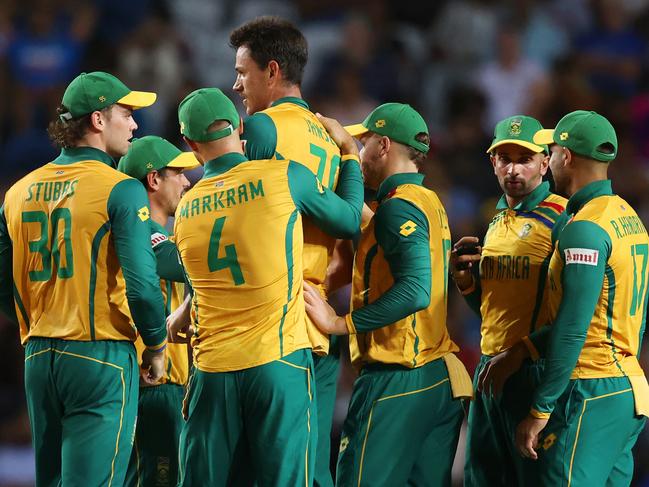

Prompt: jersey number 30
xmin=22 ymin=209 xmax=74 ymax=281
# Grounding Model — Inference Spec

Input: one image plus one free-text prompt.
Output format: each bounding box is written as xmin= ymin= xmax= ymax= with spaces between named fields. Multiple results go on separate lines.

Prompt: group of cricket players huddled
xmin=0 ymin=15 xmax=647 ymax=487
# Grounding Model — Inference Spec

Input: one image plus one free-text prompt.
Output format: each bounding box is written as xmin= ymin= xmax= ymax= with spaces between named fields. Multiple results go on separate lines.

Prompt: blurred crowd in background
xmin=1 ymin=0 xmax=649 ymax=485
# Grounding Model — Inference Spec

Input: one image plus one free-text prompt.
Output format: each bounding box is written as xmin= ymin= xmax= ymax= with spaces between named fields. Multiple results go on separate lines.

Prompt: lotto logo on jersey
xmin=138 ymin=206 xmax=150 ymax=222
xmin=151 ymin=232 xmax=168 ymax=248
xmin=399 ymin=220 xmax=417 ymax=236
xmin=564 ymin=248 xmax=599 ymax=266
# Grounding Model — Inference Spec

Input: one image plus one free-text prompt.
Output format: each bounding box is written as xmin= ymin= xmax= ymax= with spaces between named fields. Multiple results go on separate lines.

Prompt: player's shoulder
xmin=541 ymin=192 xmax=567 ymax=212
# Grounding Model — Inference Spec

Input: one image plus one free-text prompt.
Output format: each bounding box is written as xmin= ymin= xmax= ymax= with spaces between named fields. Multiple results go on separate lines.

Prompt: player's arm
xmin=529 ymin=220 xmax=610 ymax=418
xmin=346 ymin=198 xmax=432 ymax=332
xmin=0 ymin=205 xmax=17 ymax=322
xmin=241 ymin=112 xmax=277 ymax=160
xmin=450 ymin=236 xmax=482 ymax=316
xmin=150 ymin=222 xmax=185 ymax=282
xmin=108 ymin=179 xmax=167 ymax=349
xmin=288 ymin=157 xmax=363 ymax=239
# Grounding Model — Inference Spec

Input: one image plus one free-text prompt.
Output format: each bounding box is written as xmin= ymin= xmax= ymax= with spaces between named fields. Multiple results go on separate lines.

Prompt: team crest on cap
xmin=509 ymin=119 xmax=522 ymax=136
xmin=99 ymin=96 xmax=106 ymax=103
xmin=375 ymin=119 xmax=386 ymax=128
xmin=560 ymin=132 xmax=569 ymax=140
xmin=146 ymin=162 xmax=154 ymax=169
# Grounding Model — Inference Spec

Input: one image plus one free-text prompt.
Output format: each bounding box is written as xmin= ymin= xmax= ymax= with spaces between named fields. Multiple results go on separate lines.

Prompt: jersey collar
xmin=376 ymin=172 xmax=425 ymax=202
xmin=496 ymin=181 xmax=551 ymax=211
xmin=53 ymin=146 xmax=116 ymax=167
xmin=566 ymin=179 xmax=613 ymax=215
xmin=203 ymin=152 xmax=248 ymax=178
xmin=270 ymin=97 xmax=310 ymax=110
xmin=150 ymin=219 xmax=169 ymax=236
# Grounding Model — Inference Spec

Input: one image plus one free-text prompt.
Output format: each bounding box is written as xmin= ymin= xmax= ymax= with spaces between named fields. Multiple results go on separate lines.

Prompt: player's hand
xmin=477 ymin=341 xmax=527 ymax=396
xmin=167 ymin=294 xmax=193 ymax=343
xmin=515 ymin=415 xmax=548 ymax=460
xmin=140 ymin=348 xmax=166 ymax=385
xmin=315 ymin=113 xmax=359 ymax=156
xmin=450 ymin=236 xmax=481 ymax=291
xmin=303 ymin=282 xmax=348 ymax=335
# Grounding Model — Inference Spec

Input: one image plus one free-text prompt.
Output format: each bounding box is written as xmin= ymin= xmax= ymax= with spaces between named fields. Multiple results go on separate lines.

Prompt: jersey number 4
xmin=208 ymin=216 xmax=245 ymax=286
xmin=22 ymin=209 xmax=74 ymax=281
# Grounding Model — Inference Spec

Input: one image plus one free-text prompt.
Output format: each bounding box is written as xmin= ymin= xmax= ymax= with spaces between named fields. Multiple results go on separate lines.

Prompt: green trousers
xmin=336 ymin=357 xmax=464 ymax=487
xmin=125 ymin=383 xmax=185 ymax=487
xmin=177 ymin=348 xmax=316 ymax=487
xmin=24 ymin=337 xmax=138 ymax=487
xmin=464 ymin=355 xmax=544 ymax=486
xmin=312 ymin=346 xmax=340 ymax=487
xmin=533 ymin=376 xmax=646 ymax=486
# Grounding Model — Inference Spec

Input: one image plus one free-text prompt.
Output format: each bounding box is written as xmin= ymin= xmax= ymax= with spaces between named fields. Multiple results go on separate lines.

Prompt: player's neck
xmin=150 ymin=204 xmax=169 ymax=228
xmin=270 ymin=84 xmax=302 ymax=105
xmin=566 ymin=161 xmax=608 ymax=198
xmin=382 ymin=157 xmax=418 ymax=181
xmin=74 ymin=134 xmax=108 ymax=155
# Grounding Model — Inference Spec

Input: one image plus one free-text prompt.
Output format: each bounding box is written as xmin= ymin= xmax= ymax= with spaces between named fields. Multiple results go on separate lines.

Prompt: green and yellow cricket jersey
xmin=531 ymin=180 xmax=649 ymax=417
xmin=464 ymin=182 xmax=567 ymax=355
xmin=173 ymin=152 xmax=362 ymax=373
xmin=0 ymin=147 xmax=166 ymax=348
xmin=347 ymin=173 xmax=459 ymax=368
xmin=243 ymin=97 xmax=342 ymax=352
xmin=133 ymin=221 xmax=189 ymax=386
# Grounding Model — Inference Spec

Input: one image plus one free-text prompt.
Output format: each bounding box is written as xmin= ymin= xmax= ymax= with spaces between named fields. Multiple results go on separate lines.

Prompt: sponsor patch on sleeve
xmin=564 ymin=248 xmax=599 ymax=266
xmin=151 ymin=232 xmax=168 ymax=248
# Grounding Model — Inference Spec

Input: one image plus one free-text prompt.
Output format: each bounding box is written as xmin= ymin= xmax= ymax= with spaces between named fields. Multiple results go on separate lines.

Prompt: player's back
xmin=549 ymin=191 xmax=649 ymax=378
xmin=350 ymin=183 xmax=458 ymax=368
xmin=252 ymin=99 xmax=342 ymax=288
xmin=3 ymin=150 xmax=137 ymax=343
xmin=173 ymin=153 xmax=310 ymax=373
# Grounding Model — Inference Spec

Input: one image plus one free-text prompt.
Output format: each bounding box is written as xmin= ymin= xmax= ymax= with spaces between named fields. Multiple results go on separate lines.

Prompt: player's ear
xmin=88 ymin=110 xmax=104 ymax=132
xmin=268 ymin=60 xmax=280 ymax=83
xmin=539 ymin=153 xmax=550 ymax=176
xmin=380 ymin=136 xmax=391 ymax=157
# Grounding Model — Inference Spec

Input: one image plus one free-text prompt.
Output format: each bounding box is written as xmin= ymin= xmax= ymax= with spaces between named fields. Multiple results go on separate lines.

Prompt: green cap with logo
xmin=345 ymin=103 xmax=429 ymax=153
xmin=486 ymin=115 xmax=547 ymax=154
xmin=533 ymin=110 xmax=617 ymax=163
xmin=118 ymin=136 xmax=200 ymax=181
xmin=60 ymin=71 xmax=156 ymax=121
xmin=178 ymin=88 xmax=240 ymax=142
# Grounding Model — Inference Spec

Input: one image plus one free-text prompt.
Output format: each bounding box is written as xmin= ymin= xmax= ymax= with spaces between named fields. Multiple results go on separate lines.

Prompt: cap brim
xmin=533 ymin=129 xmax=554 ymax=145
xmin=486 ymin=139 xmax=546 ymax=154
xmin=344 ymin=124 xmax=369 ymax=138
xmin=118 ymin=90 xmax=157 ymax=110
xmin=166 ymin=151 xmax=200 ymax=170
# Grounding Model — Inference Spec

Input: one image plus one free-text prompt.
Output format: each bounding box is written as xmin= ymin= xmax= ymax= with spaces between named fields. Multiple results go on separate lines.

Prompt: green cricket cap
xmin=61 ymin=71 xmax=156 ymax=120
xmin=487 ymin=115 xmax=547 ymax=154
xmin=178 ymin=88 xmax=240 ymax=142
xmin=118 ymin=136 xmax=199 ymax=181
xmin=345 ymin=103 xmax=429 ymax=153
xmin=533 ymin=110 xmax=617 ymax=163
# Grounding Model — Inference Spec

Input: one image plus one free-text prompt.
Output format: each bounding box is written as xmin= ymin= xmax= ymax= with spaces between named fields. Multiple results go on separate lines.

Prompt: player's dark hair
xmin=229 ymin=16 xmax=308 ymax=86
xmin=406 ymin=132 xmax=430 ymax=170
xmin=47 ymin=104 xmax=113 ymax=148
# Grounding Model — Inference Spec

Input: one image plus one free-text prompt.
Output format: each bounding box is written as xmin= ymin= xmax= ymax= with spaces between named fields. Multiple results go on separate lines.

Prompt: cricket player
xmin=171 ymin=87 xmax=363 ymax=487
xmin=118 ymin=135 xmax=198 ymax=487
xmin=304 ymin=103 xmax=473 ymax=487
xmin=0 ymin=72 xmax=168 ymax=487
xmin=450 ymin=115 xmax=567 ymax=486
xmin=230 ymin=17 xmax=345 ymax=485
xmin=515 ymin=111 xmax=649 ymax=485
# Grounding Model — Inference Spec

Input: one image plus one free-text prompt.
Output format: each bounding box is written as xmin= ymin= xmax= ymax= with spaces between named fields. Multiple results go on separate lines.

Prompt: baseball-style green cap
xmin=178 ymin=88 xmax=240 ymax=142
xmin=118 ymin=136 xmax=199 ymax=181
xmin=533 ymin=110 xmax=617 ymax=163
xmin=345 ymin=103 xmax=429 ymax=153
xmin=486 ymin=115 xmax=547 ymax=154
xmin=61 ymin=71 xmax=156 ymax=121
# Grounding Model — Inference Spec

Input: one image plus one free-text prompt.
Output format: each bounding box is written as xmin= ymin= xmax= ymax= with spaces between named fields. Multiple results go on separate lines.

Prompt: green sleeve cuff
xmin=242 ymin=112 xmax=278 ymax=160
xmin=351 ymin=198 xmax=432 ymax=332
xmin=108 ymin=179 xmax=166 ymax=347
xmin=532 ymin=220 xmax=610 ymax=413
xmin=287 ymin=160 xmax=362 ymax=238
xmin=149 ymin=222 xmax=185 ymax=283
